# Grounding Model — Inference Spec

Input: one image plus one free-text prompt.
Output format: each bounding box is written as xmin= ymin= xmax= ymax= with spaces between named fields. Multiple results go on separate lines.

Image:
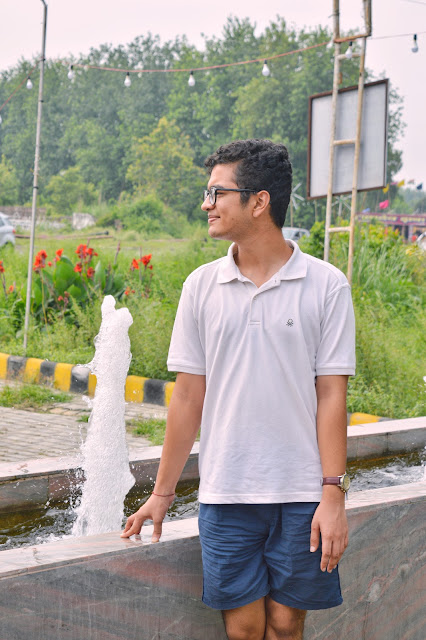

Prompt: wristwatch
xmin=322 ymin=473 xmax=351 ymax=493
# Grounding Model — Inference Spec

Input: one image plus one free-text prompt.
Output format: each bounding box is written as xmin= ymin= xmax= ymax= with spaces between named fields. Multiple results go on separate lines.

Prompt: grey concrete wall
xmin=0 ymin=482 xmax=424 ymax=640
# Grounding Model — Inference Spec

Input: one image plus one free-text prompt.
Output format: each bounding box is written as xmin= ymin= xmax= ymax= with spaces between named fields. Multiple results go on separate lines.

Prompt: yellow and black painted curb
xmin=0 ymin=353 xmax=175 ymax=407
xmin=0 ymin=352 xmax=389 ymax=420
xmin=347 ymin=412 xmax=390 ymax=426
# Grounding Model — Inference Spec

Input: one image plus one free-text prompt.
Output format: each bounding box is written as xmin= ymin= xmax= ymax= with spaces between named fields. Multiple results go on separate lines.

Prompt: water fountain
xmin=72 ymin=295 xmax=135 ymax=536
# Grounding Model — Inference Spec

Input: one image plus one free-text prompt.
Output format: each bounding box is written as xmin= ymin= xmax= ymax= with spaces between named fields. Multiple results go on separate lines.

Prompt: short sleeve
xmin=167 ymin=282 xmax=206 ymax=375
xmin=315 ymin=284 xmax=356 ymax=376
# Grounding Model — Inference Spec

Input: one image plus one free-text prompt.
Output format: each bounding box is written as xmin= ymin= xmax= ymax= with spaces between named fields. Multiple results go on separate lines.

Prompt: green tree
xmin=0 ymin=155 xmax=19 ymax=205
xmin=126 ymin=117 xmax=205 ymax=218
xmin=44 ymin=166 xmax=97 ymax=215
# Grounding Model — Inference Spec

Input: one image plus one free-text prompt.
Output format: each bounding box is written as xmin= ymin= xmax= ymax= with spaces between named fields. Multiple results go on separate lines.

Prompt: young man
xmin=121 ymin=139 xmax=355 ymax=640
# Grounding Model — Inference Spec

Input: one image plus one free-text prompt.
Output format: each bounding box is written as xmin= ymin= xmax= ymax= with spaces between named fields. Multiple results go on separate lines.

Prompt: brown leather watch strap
xmin=322 ymin=477 xmax=341 ymax=485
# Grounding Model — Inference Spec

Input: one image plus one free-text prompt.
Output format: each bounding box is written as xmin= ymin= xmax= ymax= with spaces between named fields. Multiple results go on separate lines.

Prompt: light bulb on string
xmin=67 ymin=65 xmax=75 ymax=81
xmin=345 ymin=41 xmax=353 ymax=59
xmin=412 ymin=34 xmax=419 ymax=53
xmin=26 ymin=77 xmax=33 ymax=90
xmin=124 ymin=72 xmax=131 ymax=87
xmin=262 ymin=60 xmax=270 ymax=77
xmin=188 ymin=71 xmax=195 ymax=87
xmin=0 ymin=115 xmax=2 ymax=125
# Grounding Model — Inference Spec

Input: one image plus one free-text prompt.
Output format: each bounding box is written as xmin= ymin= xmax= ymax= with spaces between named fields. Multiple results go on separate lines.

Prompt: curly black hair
xmin=204 ymin=139 xmax=292 ymax=228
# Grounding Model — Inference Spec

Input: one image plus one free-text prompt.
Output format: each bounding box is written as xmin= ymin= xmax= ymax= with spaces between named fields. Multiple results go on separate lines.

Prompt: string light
xmin=1 ymin=28 xmax=426 ymax=118
xmin=0 ymin=115 xmax=2 ymax=125
xmin=262 ymin=60 xmax=270 ymax=77
xmin=345 ymin=41 xmax=353 ymax=59
xmin=26 ymin=77 xmax=33 ymax=90
xmin=124 ymin=72 xmax=131 ymax=87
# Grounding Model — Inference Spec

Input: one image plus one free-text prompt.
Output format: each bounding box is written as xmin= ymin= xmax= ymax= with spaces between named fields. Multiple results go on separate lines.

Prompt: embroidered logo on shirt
xmin=286 ymin=319 xmax=294 ymax=327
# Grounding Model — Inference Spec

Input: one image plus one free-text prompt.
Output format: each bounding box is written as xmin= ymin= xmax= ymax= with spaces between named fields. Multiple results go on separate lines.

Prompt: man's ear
xmin=252 ymin=190 xmax=271 ymax=219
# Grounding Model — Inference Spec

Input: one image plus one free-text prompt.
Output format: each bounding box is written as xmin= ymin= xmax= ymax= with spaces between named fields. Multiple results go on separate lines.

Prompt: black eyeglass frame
xmin=203 ymin=187 xmax=257 ymax=205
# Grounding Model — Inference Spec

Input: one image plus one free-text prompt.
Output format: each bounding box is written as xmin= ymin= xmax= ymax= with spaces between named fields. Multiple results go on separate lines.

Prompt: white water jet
xmin=72 ymin=295 xmax=135 ymax=536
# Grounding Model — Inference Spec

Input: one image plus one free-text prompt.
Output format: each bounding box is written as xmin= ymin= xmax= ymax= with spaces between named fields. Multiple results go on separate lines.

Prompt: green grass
xmin=132 ymin=418 xmax=167 ymax=445
xmin=1 ymin=224 xmax=425 ymax=419
xmin=0 ymin=384 xmax=72 ymax=409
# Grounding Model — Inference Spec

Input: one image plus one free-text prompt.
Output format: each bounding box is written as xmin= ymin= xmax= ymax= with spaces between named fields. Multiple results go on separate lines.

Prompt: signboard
xmin=356 ymin=212 xmax=426 ymax=226
xmin=307 ymin=79 xmax=389 ymax=199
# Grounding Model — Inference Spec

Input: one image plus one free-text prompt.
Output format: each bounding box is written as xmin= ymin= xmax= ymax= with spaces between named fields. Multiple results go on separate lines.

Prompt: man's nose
xmin=201 ymin=196 xmax=213 ymax=212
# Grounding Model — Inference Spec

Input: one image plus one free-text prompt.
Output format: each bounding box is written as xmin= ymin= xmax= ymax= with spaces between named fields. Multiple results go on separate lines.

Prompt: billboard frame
xmin=306 ymin=78 xmax=389 ymax=200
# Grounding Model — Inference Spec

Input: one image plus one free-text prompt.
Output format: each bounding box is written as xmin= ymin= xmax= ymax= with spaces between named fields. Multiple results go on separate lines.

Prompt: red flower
xmin=0 ymin=261 xmax=4 ymax=274
xmin=87 ymin=247 xmax=98 ymax=257
xmin=47 ymin=261 xmax=52 ymax=267
xmin=74 ymin=263 xmax=82 ymax=273
xmin=86 ymin=267 xmax=95 ymax=278
xmin=130 ymin=258 xmax=139 ymax=271
xmin=141 ymin=254 xmax=152 ymax=266
xmin=8 ymin=284 xmax=14 ymax=293
xmin=124 ymin=286 xmax=131 ymax=296
xmin=75 ymin=244 xmax=88 ymax=258
xmin=33 ymin=250 xmax=47 ymax=270
xmin=58 ymin=296 xmax=64 ymax=302
xmin=56 ymin=249 xmax=63 ymax=257
xmin=148 ymin=264 xmax=153 ymax=270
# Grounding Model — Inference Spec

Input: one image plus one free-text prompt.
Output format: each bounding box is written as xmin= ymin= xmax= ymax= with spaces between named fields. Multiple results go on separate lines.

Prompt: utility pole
xmin=23 ymin=0 xmax=48 ymax=352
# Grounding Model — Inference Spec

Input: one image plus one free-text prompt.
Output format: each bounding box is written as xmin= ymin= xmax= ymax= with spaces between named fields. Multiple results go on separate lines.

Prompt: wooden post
xmin=324 ymin=0 xmax=340 ymax=262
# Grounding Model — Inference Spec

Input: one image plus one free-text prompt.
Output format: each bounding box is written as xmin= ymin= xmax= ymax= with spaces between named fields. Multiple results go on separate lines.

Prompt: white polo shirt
xmin=167 ymin=241 xmax=356 ymax=504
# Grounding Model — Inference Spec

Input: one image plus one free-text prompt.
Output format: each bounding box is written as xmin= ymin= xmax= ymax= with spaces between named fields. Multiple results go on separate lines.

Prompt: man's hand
xmin=120 ymin=494 xmax=174 ymax=543
xmin=310 ymin=492 xmax=348 ymax=573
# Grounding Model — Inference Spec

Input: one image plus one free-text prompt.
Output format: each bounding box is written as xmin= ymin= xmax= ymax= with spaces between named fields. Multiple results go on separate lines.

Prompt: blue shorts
xmin=198 ymin=502 xmax=343 ymax=611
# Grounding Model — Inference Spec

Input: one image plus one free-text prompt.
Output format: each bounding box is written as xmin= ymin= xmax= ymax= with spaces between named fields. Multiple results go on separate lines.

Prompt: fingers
xmin=320 ymin=537 xmax=348 ymax=572
xmin=310 ymin=519 xmax=320 ymax=553
xmin=152 ymin=519 xmax=163 ymax=543
xmin=120 ymin=513 xmax=145 ymax=538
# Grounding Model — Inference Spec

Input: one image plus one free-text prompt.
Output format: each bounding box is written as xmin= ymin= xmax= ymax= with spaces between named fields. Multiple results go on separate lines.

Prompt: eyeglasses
xmin=203 ymin=186 xmax=257 ymax=206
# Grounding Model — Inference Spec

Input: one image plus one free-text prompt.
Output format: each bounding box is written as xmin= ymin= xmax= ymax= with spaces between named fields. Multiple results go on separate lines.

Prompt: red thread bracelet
xmin=152 ymin=491 xmax=175 ymax=497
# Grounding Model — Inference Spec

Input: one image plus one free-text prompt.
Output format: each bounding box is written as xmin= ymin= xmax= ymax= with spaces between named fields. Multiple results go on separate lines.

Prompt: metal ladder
xmin=323 ymin=0 xmax=372 ymax=284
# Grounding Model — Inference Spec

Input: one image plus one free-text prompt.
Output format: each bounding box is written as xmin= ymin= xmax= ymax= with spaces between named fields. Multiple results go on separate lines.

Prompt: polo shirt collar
xmin=217 ymin=240 xmax=307 ymax=284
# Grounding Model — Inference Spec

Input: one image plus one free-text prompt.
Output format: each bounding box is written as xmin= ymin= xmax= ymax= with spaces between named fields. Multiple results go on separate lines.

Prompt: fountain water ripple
xmin=72 ymin=296 xmax=135 ymax=536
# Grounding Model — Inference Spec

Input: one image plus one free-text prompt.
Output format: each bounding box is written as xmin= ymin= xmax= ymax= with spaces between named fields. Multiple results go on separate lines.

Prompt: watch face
xmin=341 ymin=474 xmax=351 ymax=491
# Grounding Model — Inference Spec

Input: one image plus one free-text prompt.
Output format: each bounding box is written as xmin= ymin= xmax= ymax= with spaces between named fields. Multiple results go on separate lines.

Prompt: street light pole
xmin=23 ymin=0 xmax=48 ymax=352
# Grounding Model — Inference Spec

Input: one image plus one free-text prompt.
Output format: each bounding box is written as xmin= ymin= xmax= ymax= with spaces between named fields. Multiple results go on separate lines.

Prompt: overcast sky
xmin=1 ymin=0 xmax=425 ymax=184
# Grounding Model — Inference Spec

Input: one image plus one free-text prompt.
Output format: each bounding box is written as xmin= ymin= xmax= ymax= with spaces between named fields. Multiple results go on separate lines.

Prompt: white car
xmin=282 ymin=227 xmax=310 ymax=243
xmin=0 ymin=212 xmax=16 ymax=248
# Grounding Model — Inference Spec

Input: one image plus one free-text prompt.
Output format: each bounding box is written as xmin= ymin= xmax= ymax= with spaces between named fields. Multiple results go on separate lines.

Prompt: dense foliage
xmin=0 ymin=17 xmax=408 ymax=229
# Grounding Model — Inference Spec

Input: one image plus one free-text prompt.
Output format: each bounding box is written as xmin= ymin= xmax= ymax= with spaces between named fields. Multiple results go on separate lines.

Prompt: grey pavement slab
xmin=0 ymin=391 xmax=168 ymax=463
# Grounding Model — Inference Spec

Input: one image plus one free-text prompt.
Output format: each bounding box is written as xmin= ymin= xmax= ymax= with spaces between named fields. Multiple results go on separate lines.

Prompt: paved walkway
xmin=0 ymin=384 xmax=168 ymax=463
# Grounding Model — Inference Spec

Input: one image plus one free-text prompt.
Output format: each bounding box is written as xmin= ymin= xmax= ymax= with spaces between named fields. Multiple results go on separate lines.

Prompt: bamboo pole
xmin=347 ymin=35 xmax=367 ymax=284
xmin=324 ymin=0 xmax=340 ymax=263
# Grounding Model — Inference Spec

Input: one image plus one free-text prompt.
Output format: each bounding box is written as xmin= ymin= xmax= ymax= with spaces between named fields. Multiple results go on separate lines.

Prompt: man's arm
xmin=310 ymin=375 xmax=349 ymax=572
xmin=121 ymin=372 xmax=205 ymax=542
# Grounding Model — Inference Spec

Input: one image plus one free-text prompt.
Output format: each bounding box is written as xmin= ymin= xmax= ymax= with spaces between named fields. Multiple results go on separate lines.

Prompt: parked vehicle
xmin=416 ymin=231 xmax=426 ymax=252
xmin=0 ymin=212 xmax=16 ymax=248
xmin=282 ymin=227 xmax=310 ymax=243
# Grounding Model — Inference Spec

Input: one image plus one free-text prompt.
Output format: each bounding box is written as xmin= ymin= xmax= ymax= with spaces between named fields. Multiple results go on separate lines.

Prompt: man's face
xmin=201 ymin=163 xmax=252 ymax=241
